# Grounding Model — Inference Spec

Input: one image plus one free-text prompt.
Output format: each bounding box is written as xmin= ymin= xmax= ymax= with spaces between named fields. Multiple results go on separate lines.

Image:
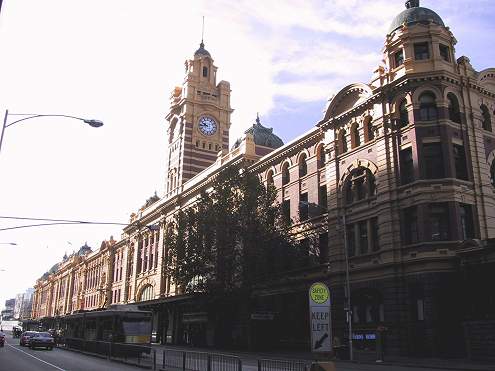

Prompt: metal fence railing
xmin=161 ymin=349 xmax=242 ymax=371
xmin=257 ymin=358 xmax=310 ymax=371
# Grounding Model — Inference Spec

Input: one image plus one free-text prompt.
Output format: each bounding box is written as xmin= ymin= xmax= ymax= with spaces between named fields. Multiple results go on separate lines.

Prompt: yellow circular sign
xmin=310 ymin=282 xmax=330 ymax=304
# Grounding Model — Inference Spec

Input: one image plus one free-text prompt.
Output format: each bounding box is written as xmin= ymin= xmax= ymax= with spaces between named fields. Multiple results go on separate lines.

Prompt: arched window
xmin=481 ymin=104 xmax=492 ymax=131
xmin=138 ymin=285 xmax=154 ymax=302
xmin=351 ymin=123 xmax=361 ymax=149
xmin=339 ymin=129 xmax=348 ymax=154
xmin=317 ymin=144 xmax=325 ymax=169
xmin=202 ymin=66 xmax=208 ymax=77
xmin=419 ymin=92 xmax=438 ymax=121
xmin=448 ymin=93 xmax=461 ymax=123
xmin=282 ymin=163 xmax=290 ymax=185
xmin=345 ymin=167 xmax=376 ymax=205
xmin=490 ymin=161 xmax=495 ymax=188
xmin=299 ymin=154 xmax=308 ymax=177
xmin=399 ymin=99 xmax=409 ymax=127
xmin=363 ymin=116 xmax=374 ymax=142
xmin=266 ymin=170 xmax=274 ymax=186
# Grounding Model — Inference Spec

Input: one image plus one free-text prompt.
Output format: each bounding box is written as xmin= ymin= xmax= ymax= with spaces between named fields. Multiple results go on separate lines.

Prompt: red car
xmin=19 ymin=331 xmax=37 ymax=347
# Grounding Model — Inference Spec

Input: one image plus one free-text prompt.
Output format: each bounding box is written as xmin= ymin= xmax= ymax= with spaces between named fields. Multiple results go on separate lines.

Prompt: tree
xmin=164 ymin=165 xmax=305 ymax=296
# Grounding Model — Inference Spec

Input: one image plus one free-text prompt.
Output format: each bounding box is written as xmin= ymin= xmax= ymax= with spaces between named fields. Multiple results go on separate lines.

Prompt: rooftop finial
xmin=200 ymin=16 xmax=205 ymax=48
xmin=256 ymin=112 xmax=261 ymax=125
xmin=405 ymin=0 xmax=420 ymax=8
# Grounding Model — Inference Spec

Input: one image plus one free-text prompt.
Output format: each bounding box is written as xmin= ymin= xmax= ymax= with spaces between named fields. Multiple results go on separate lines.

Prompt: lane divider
xmin=6 ymin=344 xmax=66 ymax=371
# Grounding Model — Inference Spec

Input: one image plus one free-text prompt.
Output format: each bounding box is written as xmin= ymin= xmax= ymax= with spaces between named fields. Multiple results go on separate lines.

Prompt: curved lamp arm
xmin=0 ymin=109 xmax=103 ymax=155
xmin=5 ymin=113 xmax=103 ymax=128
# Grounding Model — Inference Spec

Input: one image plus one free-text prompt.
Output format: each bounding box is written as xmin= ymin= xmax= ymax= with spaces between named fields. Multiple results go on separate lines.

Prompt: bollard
xmin=182 ymin=351 xmax=186 ymax=371
xmin=163 ymin=349 xmax=166 ymax=369
xmin=153 ymin=349 xmax=157 ymax=371
xmin=237 ymin=358 xmax=242 ymax=371
xmin=207 ymin=353 xmax=212 ymax=371
xmin=257 ymin=359 xmax=261 ymax=371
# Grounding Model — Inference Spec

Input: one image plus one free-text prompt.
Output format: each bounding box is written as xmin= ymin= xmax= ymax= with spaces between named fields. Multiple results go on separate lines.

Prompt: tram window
xmin=99 ymin=317 xmax=113 ymax=341
xmin=85 ymin=319 xmax=97 ymax=341
xmin=122 ymin=317 xmax=152 ymax=336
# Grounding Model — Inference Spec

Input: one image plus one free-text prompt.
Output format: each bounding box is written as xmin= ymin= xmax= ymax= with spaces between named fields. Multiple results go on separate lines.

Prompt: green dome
xmin=389 ymin=1 xmax=444 ymax=33
xmin=233 ymin=116 xmax=284 ymax=150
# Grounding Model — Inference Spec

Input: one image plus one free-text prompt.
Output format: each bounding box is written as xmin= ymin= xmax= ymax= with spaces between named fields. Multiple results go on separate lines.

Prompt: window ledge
xmin=397 ymin=178 xmax=473 ymax=190
xmin=337 ymin=140 xmax=376 ymax=160
xmin=345 ymin=197 xmax=377 ymax=209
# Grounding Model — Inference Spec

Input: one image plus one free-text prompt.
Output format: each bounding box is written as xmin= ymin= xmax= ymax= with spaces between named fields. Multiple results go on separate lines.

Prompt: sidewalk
xmin=151 ymin=343 xmax=495 ymax=371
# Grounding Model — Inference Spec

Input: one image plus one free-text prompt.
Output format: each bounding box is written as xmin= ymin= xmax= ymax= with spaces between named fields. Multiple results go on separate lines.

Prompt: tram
xmin=21 ymin=319 xmax=42 ymax=331
xmin=61 ymin=305 xmax=152 ymax=344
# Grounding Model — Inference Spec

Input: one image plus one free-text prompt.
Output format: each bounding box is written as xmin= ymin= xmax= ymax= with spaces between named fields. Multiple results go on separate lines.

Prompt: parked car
xmin=0 ymin=331 xmax=5 ymax=347
xmin=29 ymin=332 xmax=54 ymax=350
xmin=19 ymin=331 xmax=38 ymax=347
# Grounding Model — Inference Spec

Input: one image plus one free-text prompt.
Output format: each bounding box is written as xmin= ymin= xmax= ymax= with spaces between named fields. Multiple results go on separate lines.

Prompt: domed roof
xmin=389 ymin=0 xmax=444 ymax=34
xmin=233 ymin=115 xmax=284 ymax=150
xmin=48 ymin=263 xmax=59 ymax=274
xmin=194 ymin=41 xmax=211 ymax=58
xmin=77 ymin=242 xmax=92 ymax=256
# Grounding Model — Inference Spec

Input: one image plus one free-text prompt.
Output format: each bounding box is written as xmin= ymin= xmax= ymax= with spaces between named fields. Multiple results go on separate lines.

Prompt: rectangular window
xmin=353 ymin=305 xmax=360 ymax=324
xmin=282 ymin=199 xmax=291 ymax=223
xmin=370 ymin=217 xmax=379 ymax=251
xmin=414 ymin=42 xmax=430 ymax=60
xmin=423 ymin=143 xmax=445 ymax=179
xmin=347 ymin=224 xmax=356 ymax=257
xmin=318 ymin=185 xmax=327 ymax=212
xmin=394 ymin=49 xmax=404 ymax=68
xmin=460 ymin=204 xmax=475 ymax=240
xmin=400 ymin=147 xmax=414 ymax=184
xmin=318 ymin=233 xmax=329 ymax=262
xmin=403 ymin=206 xmax=419 ymax=244
xmin=417 ymin=299 xmax=424 ymax=321
xmin=299 ymin=193 xmax=309 ymax=221
xmin=430 ymin=203 xmax=450 ymax=241
xmin=358 ymin=220 xmax=368 ymax=255
xmin=202 ymin=66 xmax=208 ymax=77
xmin=439 ymin=44 xmax=450 ymax=62
xmin=454 ymin=144 xmax=468 ymax=180
xmin=379 ymin=304 xmax=385 ymax=322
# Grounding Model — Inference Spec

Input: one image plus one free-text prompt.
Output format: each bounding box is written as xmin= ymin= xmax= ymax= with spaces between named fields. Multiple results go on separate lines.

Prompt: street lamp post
xmin=342 ymin=213 xmax=354 ymax=361
xmin=0 ymin=109 xmax=103 ymax=155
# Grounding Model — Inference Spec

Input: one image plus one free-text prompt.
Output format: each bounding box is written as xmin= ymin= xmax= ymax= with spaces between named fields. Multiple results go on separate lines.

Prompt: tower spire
xmin=201 ymin=16 xmax=205 ymax=47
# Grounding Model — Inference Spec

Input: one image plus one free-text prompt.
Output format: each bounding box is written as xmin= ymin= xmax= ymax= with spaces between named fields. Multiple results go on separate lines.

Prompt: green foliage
xmin=164 ymin=165 xmax=303 ymax=295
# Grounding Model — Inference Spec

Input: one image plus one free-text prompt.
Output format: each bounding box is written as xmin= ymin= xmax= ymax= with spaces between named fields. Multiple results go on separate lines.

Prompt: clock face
xmin=198 ymin=116 xmax=217 ymax=136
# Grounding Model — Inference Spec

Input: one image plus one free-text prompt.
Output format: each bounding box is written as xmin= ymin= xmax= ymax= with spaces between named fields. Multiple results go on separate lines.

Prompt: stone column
xmin=64 ymin=273 xmax=72 ymax=314
xmin=128 ymin=234 xmax=140 ymax=303
xmin=120 ymin=243 xmax=130 ymax=303
xmin=157 ymin=219 xmax=166 ymax=296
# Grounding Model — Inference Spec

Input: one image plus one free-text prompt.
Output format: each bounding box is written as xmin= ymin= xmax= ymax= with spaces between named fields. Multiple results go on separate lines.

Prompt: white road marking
xmin=6 ymin=344 xmax=66 ymax=371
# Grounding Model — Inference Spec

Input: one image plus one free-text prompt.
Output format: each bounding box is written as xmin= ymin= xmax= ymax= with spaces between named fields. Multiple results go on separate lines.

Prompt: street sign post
xmin=309 ymin=282 xmax=332 ymax=353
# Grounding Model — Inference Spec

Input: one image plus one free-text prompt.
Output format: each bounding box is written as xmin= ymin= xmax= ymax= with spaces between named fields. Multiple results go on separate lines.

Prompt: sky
xmin=0 ymin=0 xmax=494 ymax=309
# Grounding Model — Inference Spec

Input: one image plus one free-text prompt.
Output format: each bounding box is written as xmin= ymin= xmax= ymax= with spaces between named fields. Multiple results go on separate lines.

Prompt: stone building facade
xmin=32 ymin=0 xmax=495 ymax=359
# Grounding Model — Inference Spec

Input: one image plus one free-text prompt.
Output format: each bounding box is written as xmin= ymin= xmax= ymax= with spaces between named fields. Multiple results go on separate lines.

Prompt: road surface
xmin=0 ymin=333 xmax=141 ymax=371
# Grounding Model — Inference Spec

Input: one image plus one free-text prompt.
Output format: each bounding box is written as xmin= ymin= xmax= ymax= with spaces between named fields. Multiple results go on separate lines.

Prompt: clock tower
xmin=164 ymin=41 xmax=233 ymax=197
